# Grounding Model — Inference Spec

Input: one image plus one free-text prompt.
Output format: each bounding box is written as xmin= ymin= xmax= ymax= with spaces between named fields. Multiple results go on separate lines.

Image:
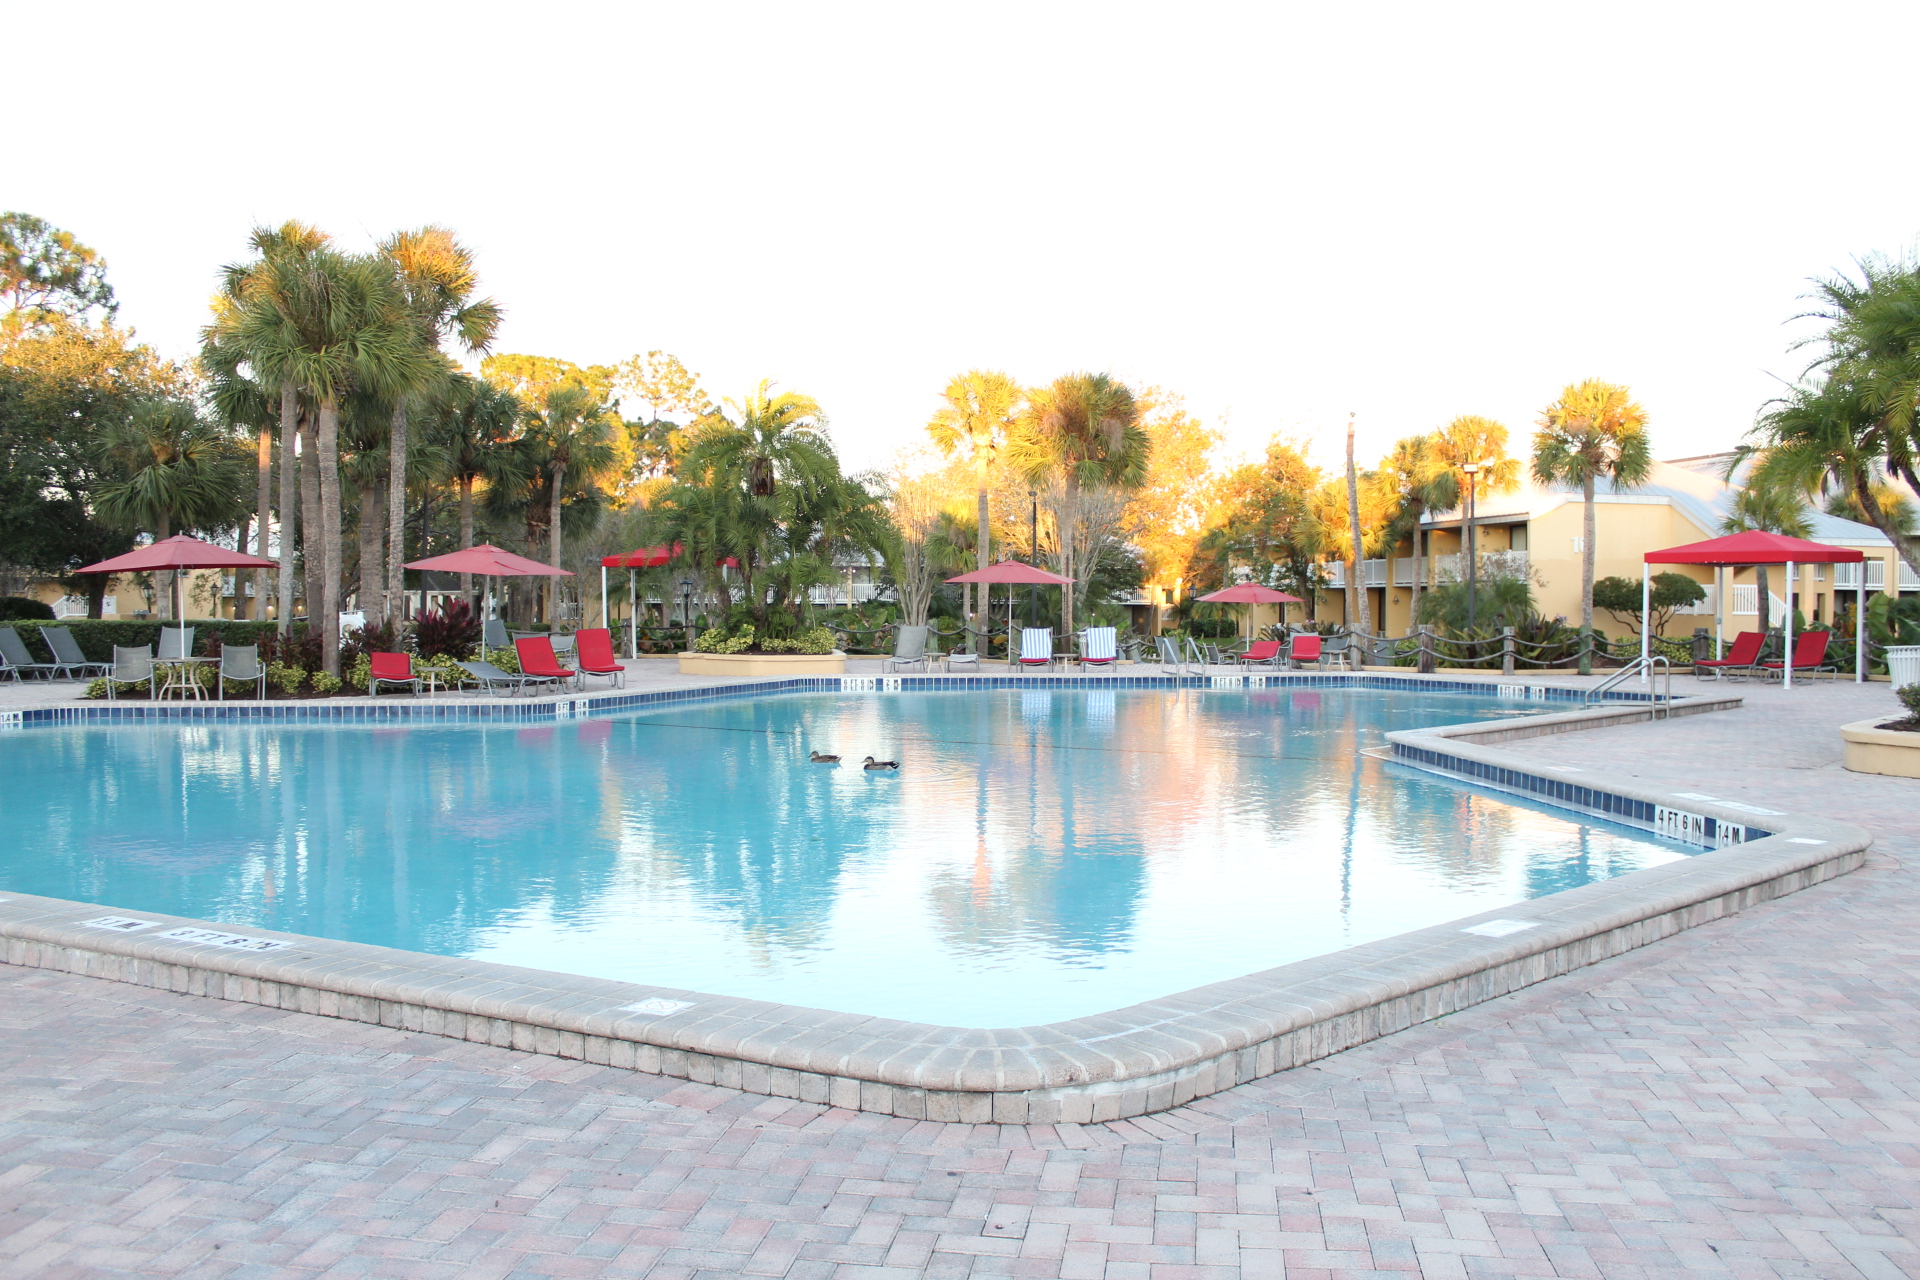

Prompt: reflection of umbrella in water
xmin=1195 ymin=582 xmax=1305 ymax=642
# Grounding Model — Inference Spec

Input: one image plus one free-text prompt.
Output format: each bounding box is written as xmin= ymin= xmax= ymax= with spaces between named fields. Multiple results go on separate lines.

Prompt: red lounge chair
xmin=573 ymin=628 xmax=625 ymax=689
xmin=513 ymin=636 xmax=578 ymax=692
xmin=1237 ymin=639 xmax=1283 ymax=670
xmin=369 ymin=651 xmax=418 ymax=696
xmin=1286 ymin=634 xmax=1322 ymax=669
xmin=1760 ymin=630 xmax=1836 ymax=682
xmin=1694 ymin=630 xmax=1763 ymax=680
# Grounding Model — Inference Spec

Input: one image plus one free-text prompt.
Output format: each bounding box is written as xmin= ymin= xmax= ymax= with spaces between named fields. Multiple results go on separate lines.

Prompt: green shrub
xmin=0 ymin=597 xmax=56 ymax=621
xmin=484 ymin=645 xmax=520 ymax=673
xmin=695 ymin=625 xmax=757 ymax=654
xmin=310 ymin=671 xmax=342 ymax=695
xmin=269 ymin=663 xmax=307 ymax=696
xmin=1898 ymin=683 xmax=1920 ymax=719
xmin=346 ymin=654 xmax=372 ymax=690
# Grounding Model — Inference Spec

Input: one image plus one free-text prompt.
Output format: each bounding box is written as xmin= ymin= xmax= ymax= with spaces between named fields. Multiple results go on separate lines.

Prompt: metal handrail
xmin=1585 ymin=654 xmax=1672 ymax=718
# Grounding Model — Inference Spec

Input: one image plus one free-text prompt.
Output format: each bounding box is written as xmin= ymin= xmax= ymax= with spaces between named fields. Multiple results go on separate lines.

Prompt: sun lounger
xmin=39 ymin=626 xmax=109 ymax=681
xmin=456 ymin=659 xmax=545 ymax=696
xmin=1236 ymin=639 xmax=1284 ymax=670
xmin=1320 ymin=633 xmax=1353 ymax=670
xmin=1695 ymin=630 xmax=1763 ymax=680
xmin=1078 ymin=627 xmax=1118 ymax=670
xmin=514 ymin=636 xmax=578 ymax=691
xmin=573 ymin=628 xmax=625 ymax=688
xmin=369 ymin=651 xmax=419 ymax=696
xmin=483 ymin=618 xmax=509 ymax=650
xmin=1286 ymin=633 xmax=1323 ymax=669
xmin=883 ymin=625 xmax=930 ymax=673
xmin=1017 ymin=627 xmax=1057 ymax=672
xmin=1760 ymin=630 xmax=1837 ymax=682
xmin=0 ymin=628 xmax=61 ymax=680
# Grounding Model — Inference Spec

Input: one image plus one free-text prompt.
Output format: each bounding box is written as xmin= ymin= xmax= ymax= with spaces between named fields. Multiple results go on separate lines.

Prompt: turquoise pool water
xmin=0 ymin=688 xmax=1693 ymax=1026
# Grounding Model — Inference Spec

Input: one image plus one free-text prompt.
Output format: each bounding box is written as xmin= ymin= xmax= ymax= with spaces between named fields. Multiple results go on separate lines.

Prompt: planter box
xmin=676 ymin=650 xmax=847 ymax=677
xmin=1840 ymin=716 xmax=1920 ymax=778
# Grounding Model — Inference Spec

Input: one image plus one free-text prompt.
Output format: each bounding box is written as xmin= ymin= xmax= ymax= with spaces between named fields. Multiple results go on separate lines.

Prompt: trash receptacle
xmin=1888 ymin=645 xmax=1920 ymax=689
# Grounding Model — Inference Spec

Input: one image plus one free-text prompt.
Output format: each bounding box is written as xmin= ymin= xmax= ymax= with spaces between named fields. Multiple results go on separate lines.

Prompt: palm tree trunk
xmin=974 ymin=454 xmax=989 ymax=653
xmin=459 ymin=474 xmax=475 ymax=607
xmin=358 ymin=472 xmax=385 ymax=623
xmin=1410 ymin=504 xmax=1424 ymax=632
xmin=1756 ymin=565 xmax=1771 ymax=634
xmin=1060 ymin=479 xmax=1078 ymax=637
xmin=386 ymin=399 xmax=407 ymax=621
xmin=249 ymin=423 xmax=272 ymax=621
xmin=276 ymin=384 xmax=298 ymax=635
xmin=300 ymin=411 xmax=323 ymax=636
xmin=1345 ymin=417 xmax=1370 ymax=636
xmin=1578 ymin=471 xmax=1597 ymax=675
xmin=156 ymin=511 xmax=172 ymax=622
xmin=317 ymin=397 xmax=346 ymax=676
xmin=548 ymin=461 xmax=566 ymax=624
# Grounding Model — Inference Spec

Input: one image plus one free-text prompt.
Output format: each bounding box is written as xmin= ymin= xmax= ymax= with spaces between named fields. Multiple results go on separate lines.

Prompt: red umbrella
xmin=1196 ymin=582 xmax=1305 ymax=642
xmin=404 ymin=544 xmax=574 ymax=577
xmin=601 ymin=544 xmax=678 ymax=569
xmin=1196 ymin=583 xmax=1304 ymax=604
xmin=77 ymin=535 xmax=278 ymax=623
xmin=946 ymin=560 xmax=1074 ymax=585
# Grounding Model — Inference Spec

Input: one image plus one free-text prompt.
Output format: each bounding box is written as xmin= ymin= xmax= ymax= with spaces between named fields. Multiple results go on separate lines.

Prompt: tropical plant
xmin=520 ymin=383 xmax=618 ymax=617
xmin=92 ymin=399 xmax=249 ymax=620
xmin=0 ymin=212 xmax=115 ymax=318
xmin=1007 ymin=372 xmax=1148 ymax=635
xmin=1591 ymin=572 xmax=1707 ymax=639
xmin=926 ymin=370 xmax=1022 ymax=648
xmin=1719 ymin=473 xmax=1812 ymax=633
xmin=1376 ymin=434 xmax=1457 ymax=632
xmin=379 ymin=227 xmax=502 ymax=619
xmin=1532 ymin=380 xmax=1653 ymax=673
xmin=433 ymin=376 xmax=526 ymax=600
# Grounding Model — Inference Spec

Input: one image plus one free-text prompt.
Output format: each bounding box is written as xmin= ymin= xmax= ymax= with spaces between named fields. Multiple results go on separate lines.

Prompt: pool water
xmin=0 ymin=688 xmax=1694 ymax=1026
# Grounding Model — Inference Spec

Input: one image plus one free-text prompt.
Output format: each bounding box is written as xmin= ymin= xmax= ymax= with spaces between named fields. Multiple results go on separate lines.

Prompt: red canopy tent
xmin=1642 ymin=531 xmax=1865 ymax=688
xmin=77 ymin=535 xmax=277 ymax=623
xmin=1197 ymin=582 xmax=1306 ymax=642
xmin=596 ymin=545 xmax=741 ymax=656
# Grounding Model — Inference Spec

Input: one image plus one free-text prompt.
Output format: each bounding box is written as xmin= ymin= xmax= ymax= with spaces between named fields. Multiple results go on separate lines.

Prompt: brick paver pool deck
xmin=3 ymin=672 xmax=1917 ymax=1278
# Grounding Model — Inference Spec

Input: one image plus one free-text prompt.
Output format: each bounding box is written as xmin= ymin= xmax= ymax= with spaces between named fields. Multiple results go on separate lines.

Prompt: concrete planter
xmin=1841 ymin=716 xmax=1920 ymax=778
xmin=676 ymin=650 xmax=847 ymax=677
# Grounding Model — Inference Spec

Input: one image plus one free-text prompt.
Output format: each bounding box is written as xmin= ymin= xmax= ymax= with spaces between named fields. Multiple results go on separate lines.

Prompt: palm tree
xmin=1008 ymin=373 xmax=1148 ymax=636
xmin=434 ymin=376 xmax=527 ymax=604
xmin=670 ymin=381 xmax=838 ymax=631
xmin=205 ymin=221 xmax=330 ymax=634
xmin=200 ymin=325 xmax=277 ymax=619
xmin=1532 ymin=381 xmax=1652 ymax=674
xmin=379 ymin=228 xmax=502 ymax=619
xmin=228 ymin=248 xmax=429 ymax=674
xmin=926 ymin=370 xmax=1021 ymax=650
xmin=1376 ymin=435 xmax=1457 ymax=633
xmin=522 ymin=384 xmax=618 ymax=620
xmin=1720 ymin=459 xmax=1813 ymax=634
xmin=94 ymin=400 xmax=248 ymax=619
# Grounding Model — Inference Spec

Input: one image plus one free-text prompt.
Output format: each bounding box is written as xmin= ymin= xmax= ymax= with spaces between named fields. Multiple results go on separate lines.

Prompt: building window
xmin=1162 ymin=588 xmax=1173 ymax=604
xmin=1509 ymin=525 xmax=1528 ymax=551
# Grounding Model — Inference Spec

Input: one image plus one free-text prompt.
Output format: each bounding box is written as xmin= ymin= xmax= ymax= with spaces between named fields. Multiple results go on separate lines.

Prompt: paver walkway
xmin=2 ymin=676 xmax=1918 ymax=1278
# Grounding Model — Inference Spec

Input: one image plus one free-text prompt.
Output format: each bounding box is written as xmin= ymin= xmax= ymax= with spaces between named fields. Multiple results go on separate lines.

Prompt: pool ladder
xmin=1584 ymin=654 xmax=1673 ymax=719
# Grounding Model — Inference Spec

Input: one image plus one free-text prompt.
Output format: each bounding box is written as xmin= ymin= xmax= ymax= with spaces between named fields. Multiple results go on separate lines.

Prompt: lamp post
xmin=679 ymin=575 xmax=694 ymax=649
xmin=1028 ymin=489 xmax=1040 ymax=629
xmin=1461 ymin=462 xmax=1481 ymax=633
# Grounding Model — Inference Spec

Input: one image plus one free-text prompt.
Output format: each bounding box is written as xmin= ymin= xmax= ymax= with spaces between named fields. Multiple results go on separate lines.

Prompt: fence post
xmin=1691 ymin=627 xmax=1711 ymax=666
xmin=1417 ymin=625 xmax=1435 ymax=675
xmin=1502 ymin=626 xmax=1515 ymax=677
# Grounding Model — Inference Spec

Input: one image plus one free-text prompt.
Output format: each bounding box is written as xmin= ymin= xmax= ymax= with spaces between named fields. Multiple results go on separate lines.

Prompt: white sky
xmin=22 ymin=2 xmax=1920 ymax=477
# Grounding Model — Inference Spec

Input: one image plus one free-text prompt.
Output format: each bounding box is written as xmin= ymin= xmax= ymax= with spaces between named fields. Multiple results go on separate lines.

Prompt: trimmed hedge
xmin=0 ymin=619 xmax=306 ymax=664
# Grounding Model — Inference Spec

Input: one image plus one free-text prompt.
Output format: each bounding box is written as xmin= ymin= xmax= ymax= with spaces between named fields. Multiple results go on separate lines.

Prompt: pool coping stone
xmin=0 ymin=675 xmax=1870 ymax=1123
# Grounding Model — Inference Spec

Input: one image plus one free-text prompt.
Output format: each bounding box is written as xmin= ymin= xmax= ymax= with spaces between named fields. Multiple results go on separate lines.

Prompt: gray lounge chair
xmin=217 ymin=644 xmax=267 ymax=700
xmin=483 ymin=618 xmax=509 ymax=650
xmin=883 ymin=625 xmax=930 ymax=673
xmin=0 ymin=628 xmax=60 ymax=680
xmin=456 ymin=658 xmax=546 ymax=696
xmin=106 ymin=645 xmax=156 ymax=700
xmin=41 ymin=626 xmax=110 ymax=681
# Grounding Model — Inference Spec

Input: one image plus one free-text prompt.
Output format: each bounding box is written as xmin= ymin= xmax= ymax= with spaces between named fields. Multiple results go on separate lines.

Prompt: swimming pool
xmin=0 ymin=687 xmax=1694 ymax=1026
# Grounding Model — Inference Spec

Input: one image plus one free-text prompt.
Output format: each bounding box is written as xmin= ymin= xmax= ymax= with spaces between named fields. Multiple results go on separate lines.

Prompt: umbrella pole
xmin=1857 ymin=572 xmax=1865 ymax=683
xmin=629 ymin=569 xmax=637 ymax=658
xmin=600 ymin=566 xmax=607 ymax=633
xmin=1784 ymin=560 xmax=1795 ymax=690
xmin=1640 ymin=564 xmax=1650 ymax=681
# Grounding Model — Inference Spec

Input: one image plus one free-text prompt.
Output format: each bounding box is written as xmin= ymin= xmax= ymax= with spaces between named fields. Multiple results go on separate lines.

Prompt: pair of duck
xmin=810 ymin=751 xmax=899 ymax=770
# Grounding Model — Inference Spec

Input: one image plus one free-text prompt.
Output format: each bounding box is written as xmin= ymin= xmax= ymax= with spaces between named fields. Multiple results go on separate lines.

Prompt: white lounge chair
xmin=1017 ymin=627 xmax=1057 ymax=672
xmin=1078 ymin=627 xmax=1118 ymax=670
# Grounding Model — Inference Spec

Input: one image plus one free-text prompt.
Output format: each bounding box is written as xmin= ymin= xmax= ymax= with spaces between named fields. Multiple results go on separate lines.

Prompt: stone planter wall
xmin=676 ymin=651 xmax=847 ymax=677
xmin=1841 ymin=717 xmax=1920 ymax=779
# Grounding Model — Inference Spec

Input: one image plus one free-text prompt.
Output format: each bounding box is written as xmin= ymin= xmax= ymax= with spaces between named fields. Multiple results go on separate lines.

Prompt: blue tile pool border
xmin=0 ymin=670 xmax=1659 ymax=730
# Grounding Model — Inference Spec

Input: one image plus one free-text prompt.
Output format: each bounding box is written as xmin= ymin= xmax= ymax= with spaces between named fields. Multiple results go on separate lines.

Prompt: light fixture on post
xmin=679 ymin=575 xmax=695 ymax=648
xmin=1461 ymin=462 xmax=1481 ymax=634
